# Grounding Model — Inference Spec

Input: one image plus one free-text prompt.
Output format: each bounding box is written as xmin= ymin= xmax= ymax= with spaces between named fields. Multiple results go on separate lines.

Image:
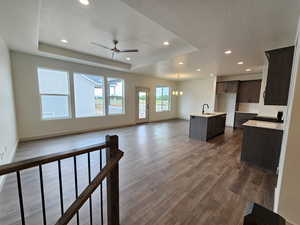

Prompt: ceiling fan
xmin=91 ymin=40 xmax=139 ymax=59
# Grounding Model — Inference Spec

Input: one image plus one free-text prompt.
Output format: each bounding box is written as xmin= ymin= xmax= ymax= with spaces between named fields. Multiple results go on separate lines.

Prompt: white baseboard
xmin=0 ymin=140 xmax=18 ymax=192
xmin=20 ymin=118 xmax=181 ymax=142
xmin=19 ymin=123 xmax=136 ymax=142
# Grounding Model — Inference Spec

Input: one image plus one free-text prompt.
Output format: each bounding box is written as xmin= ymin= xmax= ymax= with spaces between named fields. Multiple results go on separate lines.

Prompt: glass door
xmin=136 ymin=87 xmax=149 ymax=123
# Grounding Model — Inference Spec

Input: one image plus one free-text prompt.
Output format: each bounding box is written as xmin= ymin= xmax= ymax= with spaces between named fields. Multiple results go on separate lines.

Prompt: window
xmin=74 ymin=73 xmax=105 ymax=118
xmin=37 ymin=68 xmax=70 ymax=120
xmin=156 ymin=86 xmax=171 ymax=112
xmin=108 ymin=78 xmax=124 ymax=114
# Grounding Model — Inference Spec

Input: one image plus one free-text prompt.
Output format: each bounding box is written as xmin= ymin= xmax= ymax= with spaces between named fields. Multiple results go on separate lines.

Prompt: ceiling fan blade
xmin=119 ymin=49 xmax=139 ymax=53
xmin=91 ymin=42 xmax=111 ymax=50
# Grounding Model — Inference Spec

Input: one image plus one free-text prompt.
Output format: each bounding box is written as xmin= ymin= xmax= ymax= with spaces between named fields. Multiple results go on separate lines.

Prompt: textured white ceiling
xmin=39 ymin=0 xmax=196 ymax=68
xmin=0 ymin=0 xmax=40 ymax=52
xmin=1 ymin=0 xmax=300 ymax=80
xmin=122 ymin=0 xmax=300 ymax=78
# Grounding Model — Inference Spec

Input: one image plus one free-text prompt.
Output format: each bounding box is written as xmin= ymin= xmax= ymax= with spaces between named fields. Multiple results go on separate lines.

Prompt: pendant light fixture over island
xmin=172 ymin=73 xmax=183 ymax=96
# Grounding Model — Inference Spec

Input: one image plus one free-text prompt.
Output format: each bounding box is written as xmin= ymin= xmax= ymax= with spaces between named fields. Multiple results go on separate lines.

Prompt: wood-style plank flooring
xmin=0 ymin=120 xmax=277 ymax=225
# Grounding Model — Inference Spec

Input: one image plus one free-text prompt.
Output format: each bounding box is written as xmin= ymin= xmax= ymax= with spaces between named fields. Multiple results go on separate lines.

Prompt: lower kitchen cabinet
xmin=234 ymin=112 xmax=258 ymax=128
xmin=189 ymin=114 xmax=226 ymax=141
xmin=207 ymin=115 xmax=226 ymax=139
xmin=241 ymin=125 xmax=283 ymax=173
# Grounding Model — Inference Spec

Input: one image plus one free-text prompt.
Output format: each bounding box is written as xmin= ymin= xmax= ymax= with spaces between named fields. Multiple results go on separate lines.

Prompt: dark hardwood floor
xmin=0 ymin=119 xmax=276 ymax=225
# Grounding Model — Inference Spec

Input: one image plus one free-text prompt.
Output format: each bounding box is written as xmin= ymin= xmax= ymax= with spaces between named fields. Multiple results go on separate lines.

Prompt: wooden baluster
xmin=105 ymin=135 xmax=120 ymax=225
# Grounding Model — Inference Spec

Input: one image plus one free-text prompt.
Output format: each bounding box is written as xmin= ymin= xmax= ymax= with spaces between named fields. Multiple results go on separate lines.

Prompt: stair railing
xmin=0 ymin=135 xmax=123 ymax=225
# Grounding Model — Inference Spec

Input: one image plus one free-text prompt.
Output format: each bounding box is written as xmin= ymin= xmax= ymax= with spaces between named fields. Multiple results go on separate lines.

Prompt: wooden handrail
xmin=0 ymin=142 xmax=108 ymax=176
xmin=55 ymin=150 xmax=124 ymax=225
xmin=0 ymin=135 xmax=122 ymax=225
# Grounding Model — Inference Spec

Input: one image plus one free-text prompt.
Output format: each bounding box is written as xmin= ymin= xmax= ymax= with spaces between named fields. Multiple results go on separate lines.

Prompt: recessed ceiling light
xmin=245 ymin=68 xmax=252 ymax=72
xmin=224 ymin=50 xmax=232 ymax=55
xmin=210 ymin=73 xmax=214 ymax=77
xmin=178 ymin=62 xmax=184 ymax=65
xmin=237 ymin=61 xmax=244 ymax=65
xmin=163 ymin=41 xmax=170 ymax=46
xmin=61 ymin=39 xmax=68 ymax=43
xmin=126 ymin=57 xmax=131 ymax=61
xmin=196 ymin=69 xmax=201 ymax=72
xmin=79 ymin=0 xmax=90 ymax=6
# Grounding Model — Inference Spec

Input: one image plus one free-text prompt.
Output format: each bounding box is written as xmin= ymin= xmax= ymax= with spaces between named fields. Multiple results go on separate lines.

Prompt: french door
xmin=136 ymin=87 xmax=149 ymax=123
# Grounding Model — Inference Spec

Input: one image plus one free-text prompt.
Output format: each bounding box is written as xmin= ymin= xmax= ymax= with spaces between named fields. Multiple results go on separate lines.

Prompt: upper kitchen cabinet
xmin=238 ymin=80 xmax=262 ymax=103
xmin=264 ymin=46 xmax=294 ymax=105
xmin=216 ymin=81 xmax=239 ymax=94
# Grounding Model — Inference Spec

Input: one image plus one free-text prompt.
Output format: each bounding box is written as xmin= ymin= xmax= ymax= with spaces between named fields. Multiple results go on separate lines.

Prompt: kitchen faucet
xmin=202 ymin=104 xmax=209 ymax=114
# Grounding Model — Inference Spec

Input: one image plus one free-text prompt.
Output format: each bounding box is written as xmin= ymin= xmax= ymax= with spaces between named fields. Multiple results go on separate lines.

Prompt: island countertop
xmin=190 ymin=112 xmax=226 ymax=118
xmin=243 ymin=120 xmax=284 ymax=131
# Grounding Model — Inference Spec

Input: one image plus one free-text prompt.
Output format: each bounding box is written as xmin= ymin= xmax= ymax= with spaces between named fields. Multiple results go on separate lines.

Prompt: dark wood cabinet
xmin=264 ymin=46 xmax=294 ymax=105
xmin=243 ymin=203 xmax=286 ymax=225
xmin=215 ymin=115 xmax=226 ymax=135
xmin=253 ymin=116 xmax=283 ymax=123
xmin=237 ymin=80 xmax=261 ymax=103
xmin=234 ymin=112 xmax=258 ymax=128
xmin=189 ymin=114 xmax=226 ymax=141
xmin=207 ymin=115 xmax=226 ymax=139
xmin=216 ymin=81 xmax=238 ymax=94
xmin=241 ymin=126 xmax=283 ymax=172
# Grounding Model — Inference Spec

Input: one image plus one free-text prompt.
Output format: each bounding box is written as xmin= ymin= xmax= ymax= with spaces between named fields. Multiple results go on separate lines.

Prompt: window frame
xmin=37 ymin=67 xmax=72 ymax=121
xmin=73 ymin=73 xmax=106 ymax=118
xmin=106 ymin=77 xmax=126 ymax=116
xmin=155 ymin=86 xmax=171 ymax=112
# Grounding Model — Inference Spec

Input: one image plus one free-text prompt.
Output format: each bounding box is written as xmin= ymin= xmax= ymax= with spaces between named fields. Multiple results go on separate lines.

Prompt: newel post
xmin=105 ymin=135 xmax=120 ymax=225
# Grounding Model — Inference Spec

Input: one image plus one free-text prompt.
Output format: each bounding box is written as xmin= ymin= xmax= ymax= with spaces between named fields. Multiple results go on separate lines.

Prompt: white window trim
xmin=73 ymin=73 xmax=106 ymax=118
xmin=37 ymin=67 xmax=127 ymax=120
xmin=37 ymin=67 xmax=72 ymax=121
xmin=156 ymin=86 xmax=171 ymax=112
xmin=107 ymin=77 xmax=126 ymax=116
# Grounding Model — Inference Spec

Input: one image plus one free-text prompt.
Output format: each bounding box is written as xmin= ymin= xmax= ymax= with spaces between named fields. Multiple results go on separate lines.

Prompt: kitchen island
xmin=241 ymin=120 xmax=284 ymax=172
xmin=189 ymin=112 xmax=226 ymax=141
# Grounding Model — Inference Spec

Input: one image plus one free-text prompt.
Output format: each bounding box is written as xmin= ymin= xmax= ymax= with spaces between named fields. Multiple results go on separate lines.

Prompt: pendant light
xmin=172 ymin=73 xmax=183 ymax=96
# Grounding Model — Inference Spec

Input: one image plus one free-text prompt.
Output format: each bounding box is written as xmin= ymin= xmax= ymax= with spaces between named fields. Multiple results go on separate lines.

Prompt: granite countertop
xmin=190 ymin=112 xmax=226 ymax=118
xmin=243 ymin=120 xmax=284 ymax=131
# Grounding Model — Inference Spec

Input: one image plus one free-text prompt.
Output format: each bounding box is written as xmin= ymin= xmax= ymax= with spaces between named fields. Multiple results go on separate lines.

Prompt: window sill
xmin=107 ymin=113 xmax=126 ymax=116
xmin=75 ymin=115 xmax=106 ymax=119
xmin=41 ymin=116 xmax=72 ymax=121
xmin=156 ymin=110 xmax=171 ymax=113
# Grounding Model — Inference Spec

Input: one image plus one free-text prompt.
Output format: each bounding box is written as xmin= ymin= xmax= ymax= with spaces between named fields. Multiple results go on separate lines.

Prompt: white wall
xmin=217 ymin=73 xmax=262 ymax=82
xmin=177 ymin=77 xmax=216 ymax=119
xmin=11 ymin=51 xmax=178 ymax=140
xmin=216 ymin=93 xmax=237 ymax=127
xmin=0 ymin=37 xmax=18 ymax=189
xmin=238 ymin=103 xmax=259 ymax=113
xmin=275 ymin=18 xmax=300 ymax=225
